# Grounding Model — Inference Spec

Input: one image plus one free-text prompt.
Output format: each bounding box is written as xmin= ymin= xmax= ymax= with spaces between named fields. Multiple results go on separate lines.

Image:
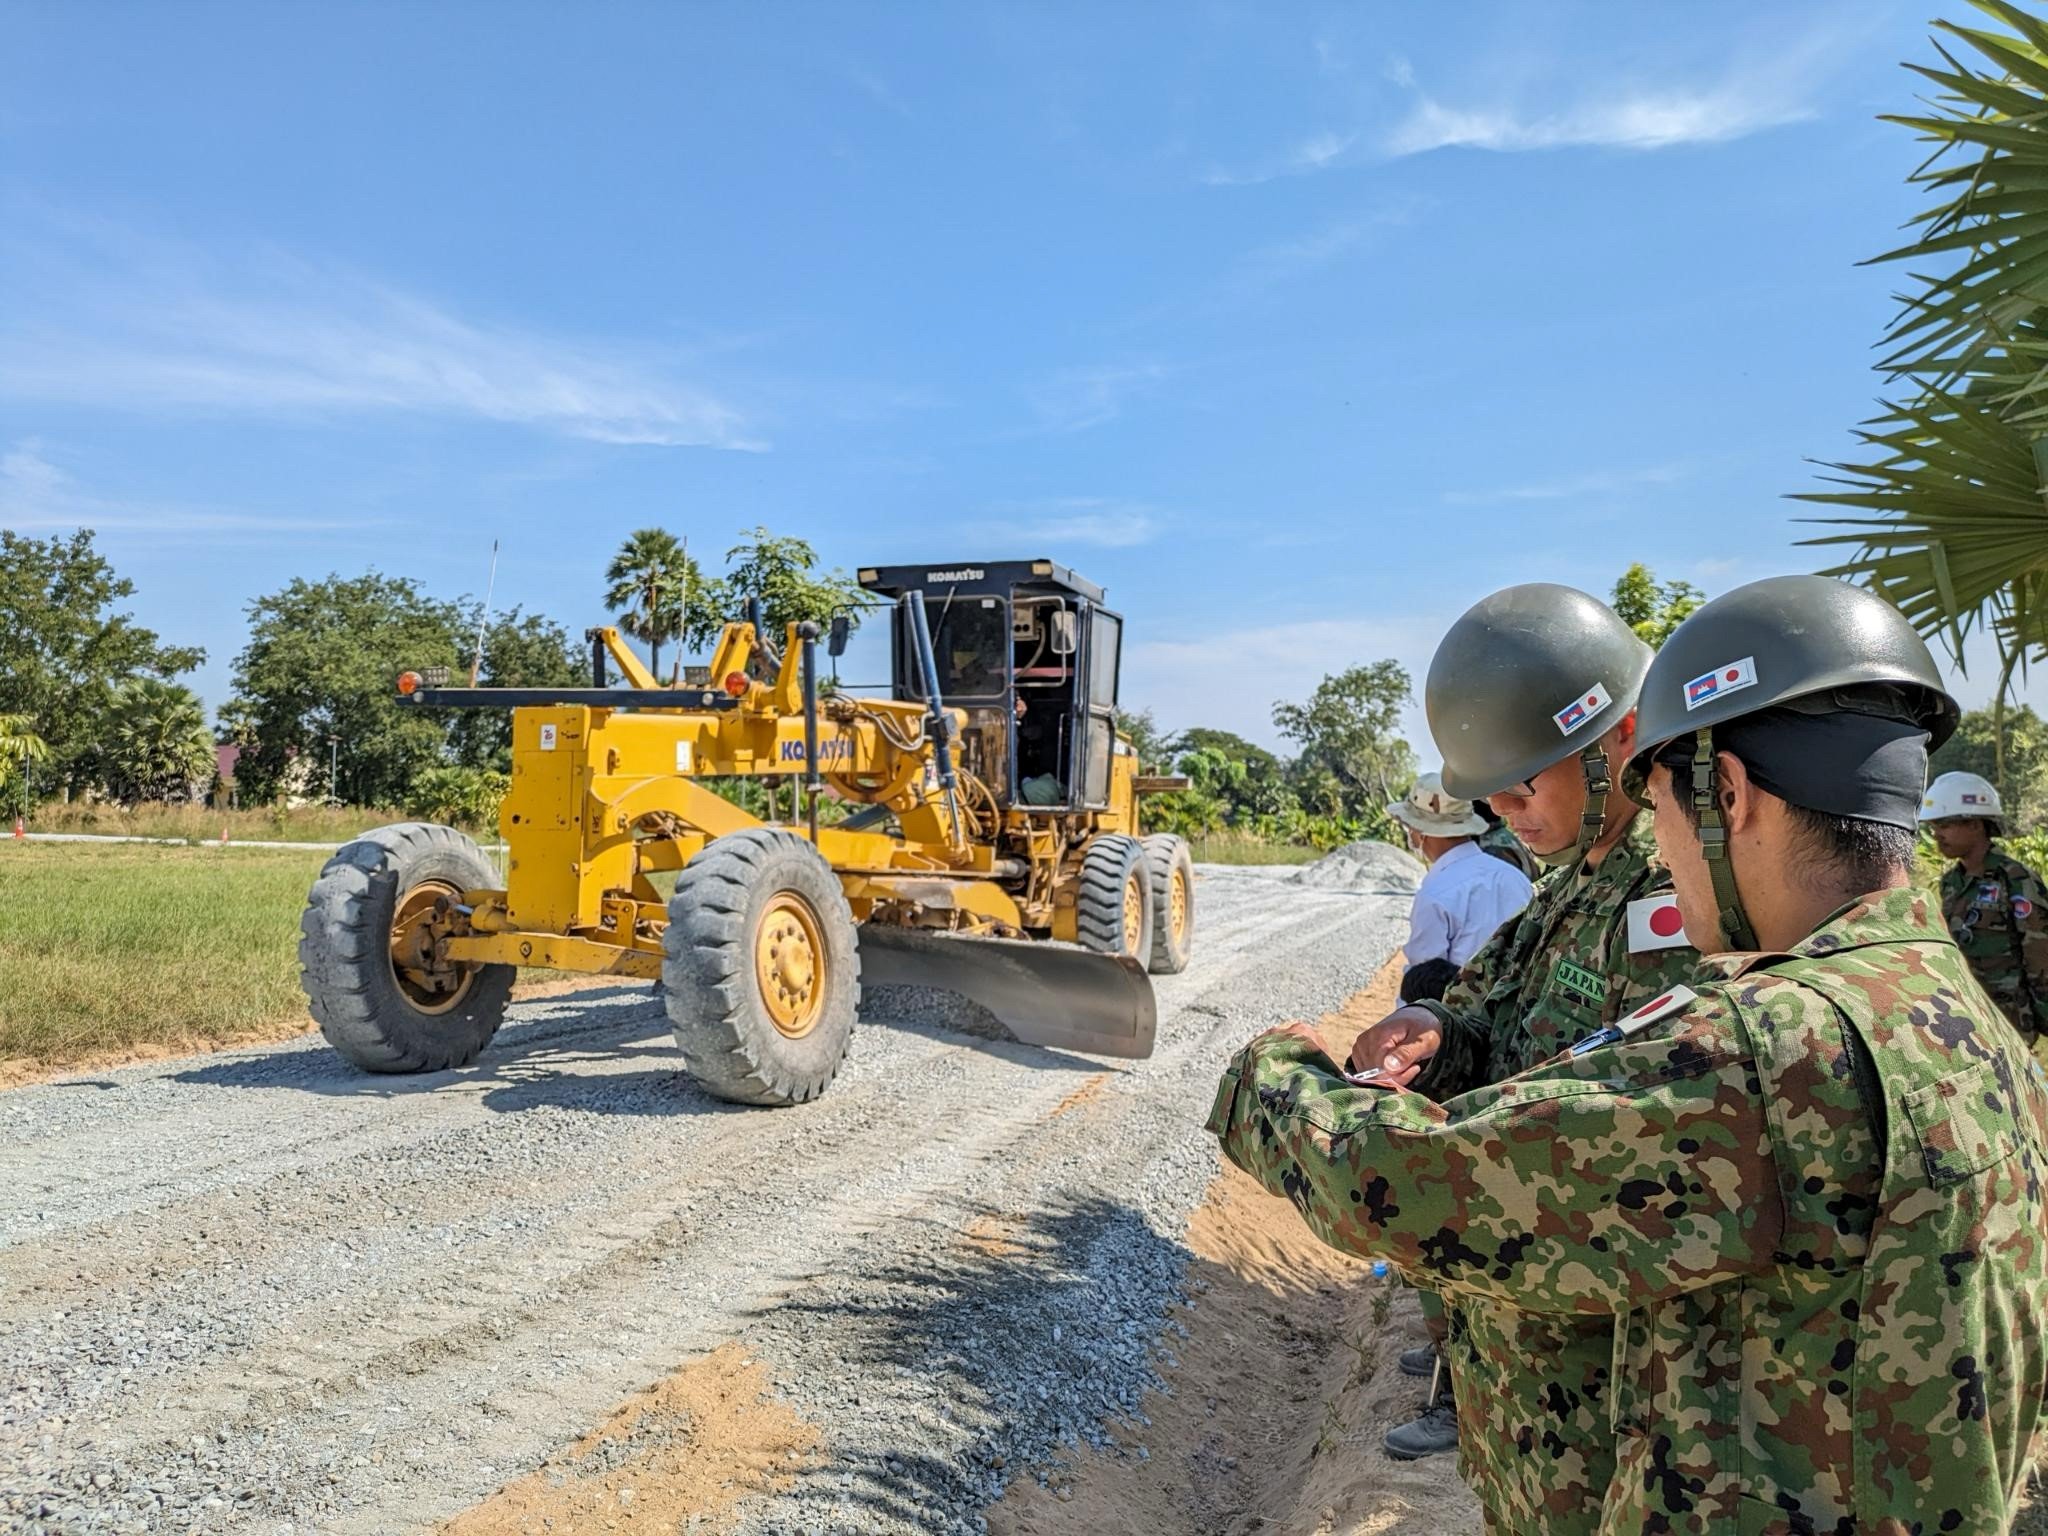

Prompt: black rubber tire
xmin=662 ymin=828 xmax=860 ymax=1106
xmin=1075 ymin=834 xmax=1154 ymax=964
xmin=1141 ymin=833 xmax=1195 ymax=975
xmin=299 ymin=822 xmax=513 ymax=1073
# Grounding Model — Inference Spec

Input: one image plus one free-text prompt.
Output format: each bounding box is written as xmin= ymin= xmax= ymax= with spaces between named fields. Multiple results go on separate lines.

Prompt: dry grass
xmin=24 ymin=799 xmax=418 ymax=845
xmin=0 ymin=841 xmax=330 ymax=1069
xmin=1185 ymin=830 xmax=1322 ymax=865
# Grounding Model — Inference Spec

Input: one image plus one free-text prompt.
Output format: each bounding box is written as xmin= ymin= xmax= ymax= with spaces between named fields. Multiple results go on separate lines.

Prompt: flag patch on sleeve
xmin=1627 ymin=893 xmax=1691 ymax=952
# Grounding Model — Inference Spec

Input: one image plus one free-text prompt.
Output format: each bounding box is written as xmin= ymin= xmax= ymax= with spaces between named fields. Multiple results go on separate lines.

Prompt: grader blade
xmin=857 ymin=927 xmax=1157 ymax=1060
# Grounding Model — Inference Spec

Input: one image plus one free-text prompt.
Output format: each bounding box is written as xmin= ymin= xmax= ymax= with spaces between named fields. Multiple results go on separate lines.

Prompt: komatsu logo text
xmin=927 ymin=568 xmax=984 ymax=583
xmin=780 ymin=738 xmax=853 ymax=763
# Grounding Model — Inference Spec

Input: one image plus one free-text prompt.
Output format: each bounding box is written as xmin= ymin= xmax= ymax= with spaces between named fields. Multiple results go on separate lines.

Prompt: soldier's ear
xmin=1715 ymin=749 xmax=1760 ymax=832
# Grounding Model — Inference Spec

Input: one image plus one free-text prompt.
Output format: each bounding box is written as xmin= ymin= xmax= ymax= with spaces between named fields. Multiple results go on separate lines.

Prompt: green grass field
xmin=0 ymin=841 xmax=331 ymax=1069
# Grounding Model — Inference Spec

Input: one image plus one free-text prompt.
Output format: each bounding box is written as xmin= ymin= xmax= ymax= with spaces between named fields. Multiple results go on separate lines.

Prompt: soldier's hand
xmin=1346 ymin=1006 xmax=1442 ymax=1087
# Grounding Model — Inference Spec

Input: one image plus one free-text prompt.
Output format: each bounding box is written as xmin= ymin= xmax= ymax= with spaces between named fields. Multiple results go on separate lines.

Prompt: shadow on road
xmin=742 ymin=1194 xmax=1188 ymax=1531
xmin=167 ymin=983 xmax=1116 ymax=1114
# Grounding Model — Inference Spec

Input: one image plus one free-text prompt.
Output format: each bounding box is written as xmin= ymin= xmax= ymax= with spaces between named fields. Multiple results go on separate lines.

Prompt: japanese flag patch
xmin=1616 ymin=984 xmax=1697 ymax=1038
xmin=1553 ymin=681 xmax=1613 ymax=736
xmin=1684 ymin=656 xmax=1758 ymax=711
xmin=1627 ymin=893 xmax=1691 ymax=952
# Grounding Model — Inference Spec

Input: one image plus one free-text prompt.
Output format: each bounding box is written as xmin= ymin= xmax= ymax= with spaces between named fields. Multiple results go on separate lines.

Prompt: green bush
xmin=404 ymin=765 xmax=509 ymax=831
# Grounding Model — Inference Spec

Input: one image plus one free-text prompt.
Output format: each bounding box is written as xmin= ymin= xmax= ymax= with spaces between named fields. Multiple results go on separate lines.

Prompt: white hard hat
xmin=1388 ymin=772 xmax=1487 ymax=838
xmin=1919 ymin=770 xmax=2004 ymax=829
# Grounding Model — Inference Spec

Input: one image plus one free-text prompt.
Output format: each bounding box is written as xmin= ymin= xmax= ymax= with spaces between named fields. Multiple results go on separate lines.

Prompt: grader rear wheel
xmin=1075 ymin=835 xmax=1154 ymax=967
xmin=663 ymin=828 xmax=860 ymax=1106
xmin=1141 ymin=833 xmax=1195 ymax=975
xmin=300 ymin=822 xmax=513 ymax=1073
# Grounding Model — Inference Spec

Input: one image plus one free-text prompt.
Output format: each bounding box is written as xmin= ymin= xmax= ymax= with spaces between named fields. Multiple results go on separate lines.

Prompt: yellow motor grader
xmin=298 ymin=559 xmax=1194 ymax=1105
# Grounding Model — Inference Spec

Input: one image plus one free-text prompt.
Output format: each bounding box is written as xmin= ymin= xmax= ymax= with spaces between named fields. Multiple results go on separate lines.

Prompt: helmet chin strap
xmin=1534 ymin=742 xmax=1614 ymax=869
xmin=1692 ymin=728 xmax=1758 ymax=952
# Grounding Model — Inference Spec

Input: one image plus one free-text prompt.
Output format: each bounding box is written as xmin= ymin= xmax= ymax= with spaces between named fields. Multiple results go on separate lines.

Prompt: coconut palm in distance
xmin=603 ymin=528 xmax=702 ymax=682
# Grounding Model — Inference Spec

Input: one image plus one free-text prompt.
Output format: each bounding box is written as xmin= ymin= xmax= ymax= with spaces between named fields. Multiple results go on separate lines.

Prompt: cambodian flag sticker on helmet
xmin=1553 ymin=681 xmax=1613 ymax=736
xmin=1683 ymin=655 xmax=1758 ymax=711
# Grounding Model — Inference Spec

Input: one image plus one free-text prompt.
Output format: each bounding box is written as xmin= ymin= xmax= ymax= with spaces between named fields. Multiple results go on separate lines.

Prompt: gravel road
xmin=0 ymin=851 xmax=1418 ymax=1536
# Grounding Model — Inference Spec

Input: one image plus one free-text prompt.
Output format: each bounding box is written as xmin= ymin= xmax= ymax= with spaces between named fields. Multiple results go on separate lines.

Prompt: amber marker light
xmin=396 ymin=670 xmax=423 ymax=696
xmin=723 ymin=672 xmax=750 ymax=697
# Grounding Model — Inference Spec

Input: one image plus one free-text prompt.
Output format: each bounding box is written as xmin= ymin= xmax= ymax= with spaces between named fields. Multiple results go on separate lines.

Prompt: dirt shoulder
xmin=985 ymin=961 xmax=1483 ymax=1536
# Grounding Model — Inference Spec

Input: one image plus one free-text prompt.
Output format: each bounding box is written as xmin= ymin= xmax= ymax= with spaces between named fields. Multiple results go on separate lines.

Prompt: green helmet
xmin=1625 ymin=574 xmax=1958 ymax=951
xmin=1628 ymin=574 xmax=1957 ymax=764
xmin=1427 ymin=584 xmax=1653 ymax=860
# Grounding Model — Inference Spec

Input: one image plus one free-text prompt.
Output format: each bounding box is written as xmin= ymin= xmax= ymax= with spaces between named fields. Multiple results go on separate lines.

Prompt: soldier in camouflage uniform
xmin=1920 ymin=770 xmax=2048 ymax=1051
xmin=1350 ymin=585 xmax=1698 ymax=1492
xmin=1212 ymin=575 xmax=2048 ymax=1534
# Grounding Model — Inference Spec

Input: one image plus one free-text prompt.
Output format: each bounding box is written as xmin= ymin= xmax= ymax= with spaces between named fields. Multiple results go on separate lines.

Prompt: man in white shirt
xmin=1387 ymin=773 xmax=1533 ymax=1004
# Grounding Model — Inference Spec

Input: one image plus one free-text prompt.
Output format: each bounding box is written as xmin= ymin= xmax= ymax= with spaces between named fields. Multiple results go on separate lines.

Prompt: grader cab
xmin=298 ymin=559 xmax=1194 ymax=1106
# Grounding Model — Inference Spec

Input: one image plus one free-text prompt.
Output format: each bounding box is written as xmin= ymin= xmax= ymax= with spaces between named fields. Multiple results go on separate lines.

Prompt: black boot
xmin=1384 ymin=1356 xmax=1459 ymax=1460
xmin=1398 ymin=1344 xmax=1436 ymax=1378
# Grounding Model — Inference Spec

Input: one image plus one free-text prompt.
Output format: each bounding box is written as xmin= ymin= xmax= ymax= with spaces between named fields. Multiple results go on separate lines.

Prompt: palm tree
xmin=106 ymin=680 xmax=215 ymax=803
xmin=0 ymin=713 xmax=49 ymax=818
xmin=603 ymin=529 xmax=704 ymax=680
xmin=1797 ymin=2 xmax=2048 ymax=791
xmin=0 ymin=713 xmax=47 ymax=769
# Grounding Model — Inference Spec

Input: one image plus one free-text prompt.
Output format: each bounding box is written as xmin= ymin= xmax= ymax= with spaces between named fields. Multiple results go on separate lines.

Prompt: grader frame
xmin=300 ymin=562 xmax=1194 ymax=1106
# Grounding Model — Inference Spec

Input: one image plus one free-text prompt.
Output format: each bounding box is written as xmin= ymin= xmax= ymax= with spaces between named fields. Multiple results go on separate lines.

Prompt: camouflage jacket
xmin=1940 ymin=849 xmax=2048 ymax=1044
xmin=1210 ymin=887 xmax=2048 ymax=1535
xmin=1477 ymin=821 xmax=1539 ymax=880
xmin=1413 ymin=819 xmax=1694 ymax=1101
xmin=1406 ymin=817 xmax=1698 ymax=1530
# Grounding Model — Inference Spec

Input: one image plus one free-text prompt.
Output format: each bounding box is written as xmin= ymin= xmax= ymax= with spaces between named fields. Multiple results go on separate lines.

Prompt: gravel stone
xmin=0 ymin=858 xmax=1408 ymax=1535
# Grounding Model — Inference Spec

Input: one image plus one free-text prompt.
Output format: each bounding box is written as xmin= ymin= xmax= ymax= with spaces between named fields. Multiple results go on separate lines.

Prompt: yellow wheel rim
xmin=1170 ymin=866 xmax=1189 ymax=946
xmin=389 ymin=880 xmax=477 ymax=1015
xmin=1122 ymin=871 xmax=1145 ymax=958
xmin=755 ymin=892 xmax=827 ymax=1039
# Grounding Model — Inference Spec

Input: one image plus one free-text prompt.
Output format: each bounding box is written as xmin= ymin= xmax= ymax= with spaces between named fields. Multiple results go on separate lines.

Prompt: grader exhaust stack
xmin=298 ymin=559 xmax=1193 ymax=1105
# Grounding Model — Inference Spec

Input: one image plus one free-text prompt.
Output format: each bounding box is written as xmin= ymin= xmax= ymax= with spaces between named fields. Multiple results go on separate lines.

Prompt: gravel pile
xmin=1290 ymin=839 xmax=1424 ymax=894
xmin=0 ymin=866 xmax=1409 ymax=1536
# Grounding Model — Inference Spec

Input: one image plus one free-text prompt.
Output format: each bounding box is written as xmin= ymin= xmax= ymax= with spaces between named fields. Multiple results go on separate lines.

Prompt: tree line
xmin=0 ymin=525 xmax=862 ymax=821
xmin=10 ymin=533 xmax=2025 ymax=854
xmin=1115 ymin=563 xmax=1708 ymax=852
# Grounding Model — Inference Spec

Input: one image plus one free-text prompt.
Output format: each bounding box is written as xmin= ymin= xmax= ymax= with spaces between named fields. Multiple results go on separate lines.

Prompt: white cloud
xmin=1385 ymin=84 xmax=1813 ymax=157
xmin=973 ymin=498 xmax=1161 ymax=548
xmin=1205 ymin=31 xmax=1825 ymax=184
xmin=0 ymin=438 xmax=366 ymax=537
xmin=0 ymin=218 xmax=760 ymax=449
xmin=1203 ymin=130 xmax=1360 ymax=186
xmin=1127 ymin=613 xmax=1446 ymax=750
xmin=1024 ymin=362 xmax=1168 ymax=433
xmin=1442 ymin=461 xmax=1693 ymax=506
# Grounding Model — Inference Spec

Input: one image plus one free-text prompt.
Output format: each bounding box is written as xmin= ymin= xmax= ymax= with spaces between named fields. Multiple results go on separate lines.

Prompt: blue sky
xmin=0 ymin=1 xmax=2015 ymax=749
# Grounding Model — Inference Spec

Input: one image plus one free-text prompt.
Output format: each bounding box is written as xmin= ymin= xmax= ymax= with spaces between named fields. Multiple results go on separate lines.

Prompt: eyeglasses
xmin=1492 ymin=778 xmax=1538 ymax=801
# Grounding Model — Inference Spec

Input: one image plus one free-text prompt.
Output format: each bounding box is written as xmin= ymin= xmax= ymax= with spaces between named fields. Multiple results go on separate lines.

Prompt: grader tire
xmin=662 ymin=828 xmax=860 ymax=1107
xmin=1141 ymin=834 xmax=1195 ymax=975
xmin=1075 ymin=835 xmax=1154 ymax=966
xmin=299 ymin=822 xmax=513 ymax=1073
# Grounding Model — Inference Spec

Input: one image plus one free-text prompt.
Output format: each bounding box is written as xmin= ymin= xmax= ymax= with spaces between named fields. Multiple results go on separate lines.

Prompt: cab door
xmin=1074 ymin=603 xmax=1123 ymax=808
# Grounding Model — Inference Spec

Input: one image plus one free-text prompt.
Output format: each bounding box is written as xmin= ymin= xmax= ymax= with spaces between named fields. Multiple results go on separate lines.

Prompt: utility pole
xmin=470 ymin=539 xmax=500 ymax=687
xmin=328 ymin=735 xmax=341 ymax=806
